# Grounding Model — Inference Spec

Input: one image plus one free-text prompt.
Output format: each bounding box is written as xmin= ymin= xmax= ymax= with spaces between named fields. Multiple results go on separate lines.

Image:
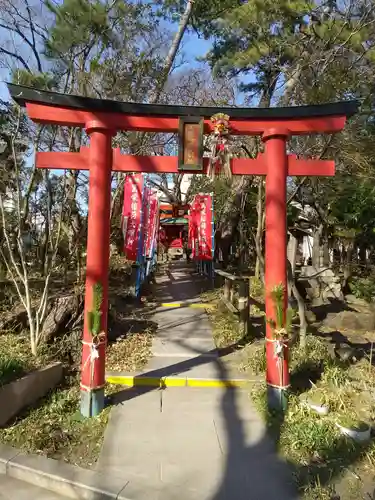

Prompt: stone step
xmin=106 ymin=356 xmax=249 ymax=389
xmin=146 ymin=355 xmax=220 ymax=376
xmin=156 ymin=317 xmax=212 ymax=337
xmin=152 ymin=337 xmax=216 ymax=358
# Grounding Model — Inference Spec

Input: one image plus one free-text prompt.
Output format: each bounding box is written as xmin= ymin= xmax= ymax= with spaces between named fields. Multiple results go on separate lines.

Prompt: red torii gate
xmin=7 ymin=84 xmax=358 ymax=416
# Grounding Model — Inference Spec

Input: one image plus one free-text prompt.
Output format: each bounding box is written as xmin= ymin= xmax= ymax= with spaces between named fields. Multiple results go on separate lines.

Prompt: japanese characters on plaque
xmin=178 ymin=117 xmax=204 ymax=171
xmin=184 ymin=124 xmax=200 ymax=165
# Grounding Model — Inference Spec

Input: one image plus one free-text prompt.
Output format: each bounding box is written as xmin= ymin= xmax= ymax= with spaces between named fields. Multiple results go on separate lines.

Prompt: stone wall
xmin=0 ymin=362 xmax=63 ymax=427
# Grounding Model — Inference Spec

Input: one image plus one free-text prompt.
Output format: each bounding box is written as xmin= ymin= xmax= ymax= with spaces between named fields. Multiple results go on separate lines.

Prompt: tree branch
xmin=0 ymin=47 xmax=32 ymax=72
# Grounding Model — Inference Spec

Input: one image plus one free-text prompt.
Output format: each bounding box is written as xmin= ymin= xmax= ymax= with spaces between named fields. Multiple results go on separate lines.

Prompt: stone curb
xmin=0 ymin=362 xmax=63 ymax=426
xmin=0 ymin=443 xmax=131 ymax=499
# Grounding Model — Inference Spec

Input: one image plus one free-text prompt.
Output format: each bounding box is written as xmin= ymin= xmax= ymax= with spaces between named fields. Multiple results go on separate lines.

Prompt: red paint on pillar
xmin=80 ymin=123 xmax=114 ymax=392
xmin=264 ymin=131 xmax=290 ymax=391
xmin=26 ymin=102 xmax=348 ymax=135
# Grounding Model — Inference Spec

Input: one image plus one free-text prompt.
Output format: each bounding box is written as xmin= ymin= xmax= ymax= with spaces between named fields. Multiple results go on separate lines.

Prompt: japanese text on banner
xmin=122 ymin=174 xmax=144 ymax=261
xmin=145 ymin=190 xmax=158 ymax=258
xmin=142 ymin=186 xmax=150 ymax=256
xmin=189 ymin=194 xmax=213 ymax=261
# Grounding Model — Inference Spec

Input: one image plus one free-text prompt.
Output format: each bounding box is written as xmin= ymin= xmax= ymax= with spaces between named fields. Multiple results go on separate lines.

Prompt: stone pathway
xmin=99 ymin=263 xmax=297 ymax=499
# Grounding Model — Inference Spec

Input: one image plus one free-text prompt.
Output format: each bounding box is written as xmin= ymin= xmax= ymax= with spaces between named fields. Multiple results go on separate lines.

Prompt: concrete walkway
xmin=0 ymin=475 xmax=67 ymax=499
xmin=99 ymin=263 xmax=297 ymax=500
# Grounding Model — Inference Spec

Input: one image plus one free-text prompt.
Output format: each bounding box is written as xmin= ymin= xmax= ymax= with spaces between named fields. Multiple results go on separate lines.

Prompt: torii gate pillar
xmin=263 ymin=129 xmax=289 ymax=408
xmin=80 ymin=121 xmax=114 ymax=417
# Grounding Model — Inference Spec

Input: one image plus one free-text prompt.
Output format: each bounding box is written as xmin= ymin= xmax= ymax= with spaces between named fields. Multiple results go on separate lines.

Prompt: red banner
xmin=145 ymin=190 xmax=158 ymax=257
xmin=189 ymin=200 xmax=198 ymax=258
xmin=197 ymin=194 xmax=213 ymax=260
xmin=123 ymin=174 xmax=144 ymax=261
xmin=142 ymin=186 xmax=151 ymax=256
xmin=189 ymin=194 xmax=213 ymax=260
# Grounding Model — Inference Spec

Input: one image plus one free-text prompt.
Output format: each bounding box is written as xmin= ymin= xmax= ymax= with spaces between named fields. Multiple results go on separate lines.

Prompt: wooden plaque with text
xmin=178 ymin=117 xmax=204 ymax=171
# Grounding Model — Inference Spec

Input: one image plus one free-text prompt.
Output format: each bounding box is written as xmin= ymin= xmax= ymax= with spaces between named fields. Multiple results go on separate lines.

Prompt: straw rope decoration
xmin=207 ymin=113 xmax=232 ymax=181
xmin=266 ymin=284 xmax=293 ymax=404
xmin=81 ymin=283 xmax=106 ymax=391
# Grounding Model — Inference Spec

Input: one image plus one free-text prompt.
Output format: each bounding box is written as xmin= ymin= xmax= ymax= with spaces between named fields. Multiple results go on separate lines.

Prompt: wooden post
xmin=224 ymin=278 xmax=232 ymax=301
xmin=230 ymin=283 xmax=235 ymax=304
xmin=238 ymin=279 xmax=250 ymax=337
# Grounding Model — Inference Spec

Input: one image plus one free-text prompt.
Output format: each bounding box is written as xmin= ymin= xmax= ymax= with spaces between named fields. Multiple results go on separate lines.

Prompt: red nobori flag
xmin=189 ymin=198 xmax=199 ymax=259
xmin=123 ymin=174 xmax=144 ymax=261
xmin=142 ymin=185 xmax=151 ymax=256
xmin=193 ymin=194 xmax=213 ymax=261
xmin=145 ymin=190 xmax=158 ymax=258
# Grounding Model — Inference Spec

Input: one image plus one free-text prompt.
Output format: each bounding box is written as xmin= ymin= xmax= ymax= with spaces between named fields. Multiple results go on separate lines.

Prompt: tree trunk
xmin=342 ymin=241 xmax=354 ymax=291
xmin=293 ymin=278 xmax=308 ymax=349
xmin=312 ymin=225 xmax=322 ymax=268
xmin=255 ymin=179 xmax=264 ymax=281
xmin=150 ymin=0 xmax=194 ymax=104
xmin=41 ymin=293 xmax=83 ymax=343
xmin=216 ymin=176 xmax=248 ymax=267
xmin=26 ymin=301 xmax=38 ymax=356
xmin=287 ymin=233 xmax=307 ymax=349
xmin=40 ymin=223 xmax=50 ymax=276
xmin=287 ymin=232 xmax=298 ymax=296
xmin=110 ymin=1 xmax=195 ymax=241
xmin=220 ymin=75 xmax=282 ymax=278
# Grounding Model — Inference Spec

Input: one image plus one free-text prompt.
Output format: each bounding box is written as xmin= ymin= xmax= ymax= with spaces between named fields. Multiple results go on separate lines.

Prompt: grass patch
xmin=202 ymin=285 xmax=268 ymax=378
xmin=0 ymin=333 xmax=41 ymax=386
xmin=106 ymin=330 xmax=153 ymax=372
xmin=0 ymin=377 xmax=117 ymax=468
xmin=202 ymin=288 xmax=249 ymax=348
xmin=0 ymin=357 xmax=26 ymax=386
xmin=249 ymin=276 xmax=264 ymax=301
xmin=0 ymin=325 xmax=152 ymax=467
xmin=246 ymin=343 xmax=267 ymax=374
xmin=211 ymin=301 xmax=243 ymax=348
xmin=251 ymin=381 xmax=375 ymax=499
xmin=250 ymin=337 xmax=375 ymax=499
xmin=205 ymin=291 xmax=375 ymax=499
xmin=301 ymin=480 xmax=338 ymax=500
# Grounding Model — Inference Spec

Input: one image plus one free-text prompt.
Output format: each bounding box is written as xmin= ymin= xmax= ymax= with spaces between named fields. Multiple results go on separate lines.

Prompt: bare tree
xmin=0 ymin=111 xmax=65 ymax=355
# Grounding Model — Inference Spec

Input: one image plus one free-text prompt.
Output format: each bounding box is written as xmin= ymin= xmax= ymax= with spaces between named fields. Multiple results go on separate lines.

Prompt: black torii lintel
xmin=7 ymin=83 xmax=359 ymax=121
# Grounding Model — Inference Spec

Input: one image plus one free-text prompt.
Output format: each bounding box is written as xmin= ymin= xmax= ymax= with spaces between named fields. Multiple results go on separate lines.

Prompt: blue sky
xmin=0 ymin=13 xmax=258 ymax=216
xmin=0 ymin=25 xmax=213 ymax=102
xmin=181 ymin=30 xmax=212 ymax=64
xmin=0 ymin=20 xmax=253 ymax=105
xmin=0 ymin=75 xmax=9 ymax=102
xmin=0 ymin=22 xmax=222 ymax=194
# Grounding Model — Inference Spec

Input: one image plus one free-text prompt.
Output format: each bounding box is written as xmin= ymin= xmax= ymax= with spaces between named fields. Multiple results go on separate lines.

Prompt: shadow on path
xmin=108 ymin=337 xmax=296 ymax=499
xmin=105 ymin=263 xmax=374 ymax=499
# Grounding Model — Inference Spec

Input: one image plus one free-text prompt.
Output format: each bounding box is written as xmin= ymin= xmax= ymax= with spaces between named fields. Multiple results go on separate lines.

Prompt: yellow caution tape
xmin=160 ymin=302 xmax=215 ymax=309
xmin=106 ymin=375 xmax=248 ymax=388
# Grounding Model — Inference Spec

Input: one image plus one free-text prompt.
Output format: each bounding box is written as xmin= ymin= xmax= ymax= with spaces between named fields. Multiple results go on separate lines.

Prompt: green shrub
xmin=0 ymin=333 xmax=36 ymax=386
xmin=248 ymin=343 xmax=266 ymax=374
xmin=0 ymin=356 xmax=26 ymax=386
xmin=350 ymin=276 xmax=375 ymax=302
xmin=249 ymin=277 xmax=264 ymax=301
